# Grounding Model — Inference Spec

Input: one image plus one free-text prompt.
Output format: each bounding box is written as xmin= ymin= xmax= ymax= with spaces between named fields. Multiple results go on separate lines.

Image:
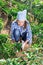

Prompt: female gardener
xmin=11 ymin=10 xmax=32 ymax=50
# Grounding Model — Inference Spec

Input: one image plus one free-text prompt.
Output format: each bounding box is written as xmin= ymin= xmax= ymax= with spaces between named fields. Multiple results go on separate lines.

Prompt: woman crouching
xmin=11 ymin=10 xmax=32 ymax=50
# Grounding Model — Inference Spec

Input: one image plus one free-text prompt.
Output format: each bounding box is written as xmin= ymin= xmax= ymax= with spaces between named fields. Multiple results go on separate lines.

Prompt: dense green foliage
xmin=31 ymin=23 xmax=43 ymax=44
xmin=0 ymin=23 xmax=43 ymax=65
xmin=0 ymin=18 xmax=4 ymax=31
xmin=0 ymin=34 xmax=8 ymax=44
xmin=0 ymin=0 xmax=43 ymax=22
xmin=0 ymin=0 xmax=43 ymax=65
xmin=32 ymin=4 xmax=43 ymax=23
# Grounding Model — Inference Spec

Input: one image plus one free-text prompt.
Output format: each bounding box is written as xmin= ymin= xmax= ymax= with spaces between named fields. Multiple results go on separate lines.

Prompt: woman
xmin=11 ymin=10 xmax=32 ymax=50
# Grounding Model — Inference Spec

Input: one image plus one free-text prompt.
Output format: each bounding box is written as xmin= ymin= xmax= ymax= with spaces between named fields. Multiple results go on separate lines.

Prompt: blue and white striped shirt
xmin=11 ymin=20 xmax=32 ymax=44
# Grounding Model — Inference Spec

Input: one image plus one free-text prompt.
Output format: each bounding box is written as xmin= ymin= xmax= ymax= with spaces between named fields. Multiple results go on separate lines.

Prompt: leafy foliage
xmin=32 ymin=5 xmax=43 ymax=23
xmin=0 ymin=34 xmax=8 ymax=44
xmin=0 ymin=34 xmax=22 ymax=59
xmin=0 ymin=0 xmax=43 ymax=65
xmin=0 ymin=18 xmax=4 ymax=31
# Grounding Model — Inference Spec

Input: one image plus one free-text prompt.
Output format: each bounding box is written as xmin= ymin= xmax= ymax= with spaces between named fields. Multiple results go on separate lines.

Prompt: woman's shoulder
xmin=11 ymin=19 xmax=17 ymax=26
xmin=26 ymin=20 xmax=30 ymax=26
xmin=26 ymin=20 xmax=30 ymax=24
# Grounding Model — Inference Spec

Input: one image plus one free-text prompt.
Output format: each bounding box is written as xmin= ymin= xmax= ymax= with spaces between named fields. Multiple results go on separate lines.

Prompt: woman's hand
xmin=11 ymin=40 xmax=15 ymax=43
xmin=22 ymin=40 xmax=28 ymax=50
xmin=22 ymin=40 xmax=31 ymax=50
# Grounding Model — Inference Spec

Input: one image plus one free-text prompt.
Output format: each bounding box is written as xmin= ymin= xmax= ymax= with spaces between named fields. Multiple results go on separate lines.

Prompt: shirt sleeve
xmin=10 ymin=22 xmax=15 ymax=40
xmin=26 ymin=22 xmax=32 ymax=44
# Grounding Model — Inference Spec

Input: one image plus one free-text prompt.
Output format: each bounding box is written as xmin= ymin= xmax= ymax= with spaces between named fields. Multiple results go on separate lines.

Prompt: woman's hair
xmin=24 ymin=21 xmax=27 ymax=29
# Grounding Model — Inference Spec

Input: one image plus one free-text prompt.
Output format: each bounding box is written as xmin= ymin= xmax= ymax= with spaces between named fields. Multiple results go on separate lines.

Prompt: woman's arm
xmin=26 ymin=22 xmax=32 ymax=44
xmin=22 ymin=22 xmax=32 ymax=50
xmin=10 ymin=22 xmax=15 ymax=42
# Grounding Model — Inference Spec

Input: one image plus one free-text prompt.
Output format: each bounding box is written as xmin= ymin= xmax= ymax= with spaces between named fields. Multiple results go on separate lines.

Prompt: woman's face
xmin=17 ymin=20 xmax=25 ymax=26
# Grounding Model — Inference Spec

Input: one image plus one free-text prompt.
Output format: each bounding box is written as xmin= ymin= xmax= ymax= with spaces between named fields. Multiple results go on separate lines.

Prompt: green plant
xmin=0 ymin=35 xmax=22 ymax=59
xmin=14 ymin=42 xmax=22 ymax=51
xmin=32 ymin=4 xmax=43 ymax=23
xmin=0 ymin=34 xmax=8 ymax=44
xmin=0 ymin=18 xmax=4 ymax=32
xmin=0 ymin=0 xmax=6 ymax=7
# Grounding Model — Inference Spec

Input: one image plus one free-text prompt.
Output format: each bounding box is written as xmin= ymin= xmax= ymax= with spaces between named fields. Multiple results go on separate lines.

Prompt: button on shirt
xmin=11 ymin=20 xmax=32 ymax=44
